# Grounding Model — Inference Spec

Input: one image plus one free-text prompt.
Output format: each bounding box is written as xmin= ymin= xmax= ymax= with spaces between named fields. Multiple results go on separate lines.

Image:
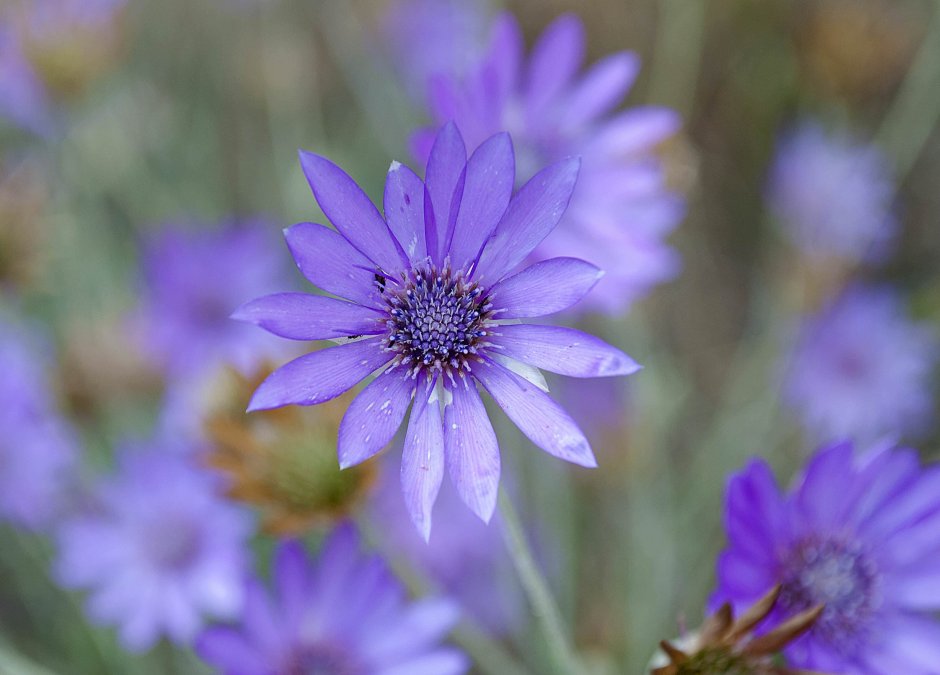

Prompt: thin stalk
xmin=875 ymin=0 xmax=940 ymax=180
xmin=498 ymin=490 xmax=581 ymax=675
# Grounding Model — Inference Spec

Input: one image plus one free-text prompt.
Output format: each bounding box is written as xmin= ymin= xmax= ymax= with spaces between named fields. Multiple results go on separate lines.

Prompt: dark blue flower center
xmin=383 ymin=265 xmax=492 ymax=375
xmin=779 ymin=537 xmax=880 ymax=650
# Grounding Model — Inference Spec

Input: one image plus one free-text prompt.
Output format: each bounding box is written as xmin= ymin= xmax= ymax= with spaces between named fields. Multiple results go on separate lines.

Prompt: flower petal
xmin=247 ymin=338 xmax=389 ymax=412
xmin=232 ymin=293 xmax=384 ymax=341
xmin=585 ymin=107 xmax=682 ymax=158
xmin=425 ymin=122 xmax=467 ymax=265
xmin=557 ymin=52 xmax=639 ymax=131
xmin=489 ymin=258 xmax=603 ymax=318
xmin=338 ymin=368 xmax=414 ymax=469
xmin=524 ymin=14 xmax=585 ymax=119
xmin=473 ymin=359 xmax=596 ymax=467
xmin=384 ymin=161 xmax=428 ymax=262
xmin=362 ymin=598 xmax=461 ymax=663
xmin=375 ymin=648 xmax=469 ymax=675
xmin=401 ymin=379 xmax=445 ymax=541
xmin=474 ymin=158 xmax=581 ymax=283
xmin=484 ymin=13 xmax=523 ymax=106
xmin=195 ymin=627 xmax=269 ymax=673
xmin=444 ymin=378 xmax=500 ymax=523
xmin=490 ymin=324 xmax=640 ymax=377
xmin=447 ymin=132 xmax=515 ymax=271
xmin=299 ymin=150 xmax=409 ymax=274
xmin=283 ymin=222 xmax=381 ymax=308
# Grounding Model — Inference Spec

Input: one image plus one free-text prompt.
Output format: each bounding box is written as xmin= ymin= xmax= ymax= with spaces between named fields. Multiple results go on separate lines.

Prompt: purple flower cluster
xmin=0 ymin=313 xmax=77 ymax=529
xmin=197 ymin=524 xmax=467 ymax=675
xmin=767 ymin=122 xmax=898 ymax=264
xmin=235 ymin=122 xmax=639 ymax=539
xmin=714 ymin=442 xmax=940 ymax=673
xmin=411 ymin=13 xmax=684 ymax=314
xmin=784 ymin=285 xmax=937 ymax=443
xmin=56 ymin=444 xmax=252 ymax=651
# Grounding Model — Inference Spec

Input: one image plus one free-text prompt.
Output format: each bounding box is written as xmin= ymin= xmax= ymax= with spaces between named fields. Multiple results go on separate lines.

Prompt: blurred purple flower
xmin=235 ymin=122 xmax=640 ymax=539
xmin=713 ymin=442 xmax=940 ymax=673
xmin=56 ymin=446 xmax=252 ymax=651
xmin=767 ymin=122 xmax=898 ymax=264
xmin=0 ymin=314 xmax=77 ymax=529
xmin=384 ymin=0 xmax=490 ymax=101
xmin=413 ymin=13 xmax=685 ymax=314
xmin=136 ymin=219 xmax=291 ymax=382
xmin=0 ymin=26 xmax=52 ymax=134
xmin=371 ymin=465 xmax=522 ymax=635
xmin=197 ymin=524 xmax=467 ymax=675
xmin=784 ymin=285 xmax=937 ymax=443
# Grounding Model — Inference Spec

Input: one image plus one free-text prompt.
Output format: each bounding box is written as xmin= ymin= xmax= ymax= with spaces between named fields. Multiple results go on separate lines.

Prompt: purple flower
xmin=0 ymin=314 xmax=77 ymax=529
xmin=136 ymin=219 xmax=291 ymax=381
xmin=0 ymin=25 xmax=52 ymax=134
xmin=713 ymin=442 xmax=940 ymax=673
xmin=767 ymin=122 xmax=898 ymax=263
xmin=413 ymin=13 xmax=684 ymax=314
xmin=56 ymin=445 xmax=252 ymax=651
xmin=383 ymin=0 xmax=490 ymax=102
xmin=783 ymin=285 xmax=937 ymax=443
xmin=197 ymin=525 xmax=467 ymax=675
xmin=235 ymin=122 xmax=640 ymax=539
xmin=371 ymin=463 xmax=522 ymax=635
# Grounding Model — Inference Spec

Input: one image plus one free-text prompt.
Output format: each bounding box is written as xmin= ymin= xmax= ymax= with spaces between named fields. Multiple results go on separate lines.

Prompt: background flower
xmin=713 ymin=442 xmax=940 ymax=673
xmin=197 ymin=525 xmax=467 ymax=675
xmin=56 ymin=445 xmax=252 ymax=651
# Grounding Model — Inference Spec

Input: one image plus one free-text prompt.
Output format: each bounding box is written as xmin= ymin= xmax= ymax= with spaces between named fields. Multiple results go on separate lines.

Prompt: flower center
xmin=779 ymin=537 xmax=880 ymax=650
xmin=287 ymin=643 xmax=362 ymax=675
xmin=142 ymin=514 xmax=203 ymax=571
xmin=383 ymin=265 xmax=492 ymax=376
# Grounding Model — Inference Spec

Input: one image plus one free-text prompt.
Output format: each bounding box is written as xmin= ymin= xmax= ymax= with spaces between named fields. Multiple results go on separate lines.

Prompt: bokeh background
xmin=1 ymin=0 xmax=939 ymax=673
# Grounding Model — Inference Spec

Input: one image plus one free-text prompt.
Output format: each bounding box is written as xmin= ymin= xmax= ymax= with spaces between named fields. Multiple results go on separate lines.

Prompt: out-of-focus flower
xmin=371 ymin=465 xmax=522 ymax=635
xmin=0 ymin=0 xmax=127 ymax=133
xmin=196 ymin=525 xmax=467 ymax=675
xmin=650 ymin=586 xmax=822 ymax=675
xmin=205 ymin=366 xmax=376 ymax=536
xmin=413 ymin=13 xmax=685 ymax=314
xmin=383 ymin=0 xmax=490 ymax=101
xmin=767 ymin=122 xmax=897 ymax=265
xmin=56 ymin=446 xmax=251 ymax=651
xmin=135 ymin=219 xmax=291 ymax=382
xmin=235 ymin=122 xmax=639 ymax=539
xmin=0 ymin=157 xmax=49 ymax=291
xmin=713 ymin=442 xmax=940 ymax=673
xmin=0 ymin=314 xmax=77 ymax=529
xmin=783 ymin=285 xmax=937 ymax=443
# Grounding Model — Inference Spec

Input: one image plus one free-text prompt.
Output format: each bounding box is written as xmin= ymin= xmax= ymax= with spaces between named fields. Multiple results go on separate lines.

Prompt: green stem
xmin=875 ymin=0 xmax=940 ymax=180
xmin=498 ymin=491 xmax=581 ymax=675
xmin=646 ymin=0 xmax=708 ymax=115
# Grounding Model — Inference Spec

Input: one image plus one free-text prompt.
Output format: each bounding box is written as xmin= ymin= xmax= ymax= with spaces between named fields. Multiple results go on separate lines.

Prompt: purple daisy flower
xmin=412 ymin=13 xmax=685 ymax=314
xmin=234 ymin=122 xmax=640 ymax=539
xmin=135 ymin=219 xmax=291 ymax=381
xmin=783 ymin=284 xmax=937 ymax=443
xmin=197 ymin=524 xmax=467 ymax=675
xmin=56 ymin=445 xmax=252 ymax=651
xmin=0 ymin=314 xmax=77 ymax=529
xmin=767 ymin=121 xmax=898 ymax=264
xmin=713 ymin=441 xmax=940 ymax=673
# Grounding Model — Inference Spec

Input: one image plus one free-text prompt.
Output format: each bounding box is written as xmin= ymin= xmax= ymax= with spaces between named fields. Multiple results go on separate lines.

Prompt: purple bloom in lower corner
xmin=234 ymin=122 xmax=640 ymax=539
xmin=197 ymin=524 xmax=467 ymax=675
xmin=784 ymin=284 xmax=937 ymax=443
xmin=56 ymin=445 xmax=252 ymax=651
xmin=713 ymin=442 xmax=940 ymax=674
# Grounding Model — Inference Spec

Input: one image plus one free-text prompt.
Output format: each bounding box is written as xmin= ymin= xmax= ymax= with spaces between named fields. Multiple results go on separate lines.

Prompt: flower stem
xmin=875 ymin=0 xmax=940 ymax=180
xmin=498 ymin=490 xmax=581 ymax=675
